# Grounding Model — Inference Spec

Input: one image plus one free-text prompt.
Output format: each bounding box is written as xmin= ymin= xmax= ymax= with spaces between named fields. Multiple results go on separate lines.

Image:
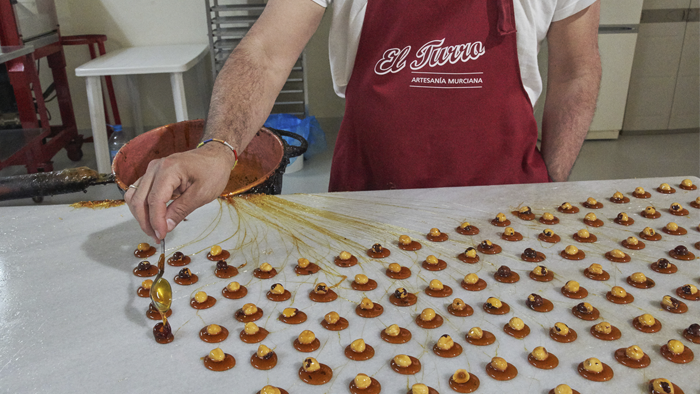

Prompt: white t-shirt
xmin=310 ymin=0 xmax=596 ymax=106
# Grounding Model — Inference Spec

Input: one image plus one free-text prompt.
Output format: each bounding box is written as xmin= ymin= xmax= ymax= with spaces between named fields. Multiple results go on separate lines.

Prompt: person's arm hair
xmin=205 ymin=0 xmax=326 ymax=151
xmin=540 ymin=1 xmax=602 ymax=182
xmin=125 ymin=0 xmax=325 ymax=241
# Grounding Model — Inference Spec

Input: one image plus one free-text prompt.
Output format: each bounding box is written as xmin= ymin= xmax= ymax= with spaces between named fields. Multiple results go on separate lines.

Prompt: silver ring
xmin=128 ymin=184 xmax=138 ymax=190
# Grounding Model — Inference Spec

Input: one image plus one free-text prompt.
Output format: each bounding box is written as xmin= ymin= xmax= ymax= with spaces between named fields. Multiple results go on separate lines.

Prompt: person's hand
xmin=124 ymin=143 xmax=236 ymax=242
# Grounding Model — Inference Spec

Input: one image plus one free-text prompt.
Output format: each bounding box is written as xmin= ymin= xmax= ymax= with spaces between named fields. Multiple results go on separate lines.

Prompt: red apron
xmin=328 ymin=0 xmax=550 ymax=192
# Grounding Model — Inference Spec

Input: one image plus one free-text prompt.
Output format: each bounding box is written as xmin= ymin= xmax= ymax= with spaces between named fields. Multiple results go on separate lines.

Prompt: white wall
xmin=44 ymin=0 xmax=344 ymax=134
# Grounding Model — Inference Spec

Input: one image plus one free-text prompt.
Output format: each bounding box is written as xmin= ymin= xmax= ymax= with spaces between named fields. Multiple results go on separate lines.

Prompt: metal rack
xmin=205 ymin=0 xmax=308 ymax=116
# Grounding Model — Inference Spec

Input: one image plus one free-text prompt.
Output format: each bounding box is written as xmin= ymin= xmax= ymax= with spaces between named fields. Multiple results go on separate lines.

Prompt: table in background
xmin=75 ymin=44 xmax=209 ymax=173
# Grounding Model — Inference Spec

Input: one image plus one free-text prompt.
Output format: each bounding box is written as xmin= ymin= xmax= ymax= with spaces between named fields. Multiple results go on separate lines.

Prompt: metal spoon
xmin=149 ymin=239 xmax=172 ymax=325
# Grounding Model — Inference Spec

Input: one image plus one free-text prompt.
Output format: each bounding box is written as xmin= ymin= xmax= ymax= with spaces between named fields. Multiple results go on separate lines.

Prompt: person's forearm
xmin=540 ymin=1 xmax=601 ymax=182
xmin=203 ymin=0 xmax=324 ymax=155
xmin=540 ymin=62 xmax=601 ymax=182
xmin=203 ymin=37 xmax=293 ymax=157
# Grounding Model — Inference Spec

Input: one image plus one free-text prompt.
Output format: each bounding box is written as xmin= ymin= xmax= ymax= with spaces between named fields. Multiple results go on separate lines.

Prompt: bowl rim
xmin=112 ymin=121 xmax=286 ymax=198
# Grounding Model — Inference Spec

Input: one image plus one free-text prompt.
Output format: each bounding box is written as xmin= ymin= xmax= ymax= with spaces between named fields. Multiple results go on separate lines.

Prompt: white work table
xmin=75 ymin=44 xmax=209 ymax=173
xmin=0 ymin=177 xmax=698 ymax=393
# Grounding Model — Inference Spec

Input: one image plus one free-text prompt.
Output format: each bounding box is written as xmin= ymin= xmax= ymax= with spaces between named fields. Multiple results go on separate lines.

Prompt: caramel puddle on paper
xmin=70 ymin=199 xmax=126 ymax=209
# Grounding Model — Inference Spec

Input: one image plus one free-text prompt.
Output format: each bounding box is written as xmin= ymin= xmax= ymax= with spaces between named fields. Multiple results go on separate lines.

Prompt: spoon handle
xmin=158 ymin=239 xmax=165 ymax=272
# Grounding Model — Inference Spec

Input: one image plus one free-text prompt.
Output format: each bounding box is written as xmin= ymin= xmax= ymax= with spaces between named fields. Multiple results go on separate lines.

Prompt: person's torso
xmin=319 ymin=0 xmax=595 ymax=106
xmin=327 ymin=0 xmax=550 ymax=192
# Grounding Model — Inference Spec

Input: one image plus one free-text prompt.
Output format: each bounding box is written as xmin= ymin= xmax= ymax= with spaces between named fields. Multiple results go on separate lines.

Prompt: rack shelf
xmin=205 ymin=0 xmax=308 ymax=116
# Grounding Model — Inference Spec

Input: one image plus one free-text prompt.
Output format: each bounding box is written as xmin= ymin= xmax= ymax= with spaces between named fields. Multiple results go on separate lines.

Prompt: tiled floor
xmin=0 ymin=119 xmax=697 ymax=207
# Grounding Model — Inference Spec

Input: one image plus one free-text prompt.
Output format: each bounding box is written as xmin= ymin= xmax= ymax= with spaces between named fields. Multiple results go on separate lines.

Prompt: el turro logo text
xmin=374 ymin=38 xmax=486 ymax=75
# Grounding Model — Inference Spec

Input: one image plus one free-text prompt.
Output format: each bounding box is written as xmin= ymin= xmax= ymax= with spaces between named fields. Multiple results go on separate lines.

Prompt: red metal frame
xmin=0 ymin=0 xmax=81 ymax=173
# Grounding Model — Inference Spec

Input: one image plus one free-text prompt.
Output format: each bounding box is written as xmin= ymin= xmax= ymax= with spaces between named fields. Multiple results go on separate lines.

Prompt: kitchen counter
xmin=0 ymin=177 xmax=698 ymax=393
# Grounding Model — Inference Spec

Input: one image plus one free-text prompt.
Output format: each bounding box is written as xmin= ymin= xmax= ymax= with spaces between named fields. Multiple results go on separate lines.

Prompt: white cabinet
xmin=588 ymin=32 xmax=639 ymax=138
xmin=669 ymin=20 xmax=699 ymax=129
xmin=623 ymin=0 xmax=699 ymax=132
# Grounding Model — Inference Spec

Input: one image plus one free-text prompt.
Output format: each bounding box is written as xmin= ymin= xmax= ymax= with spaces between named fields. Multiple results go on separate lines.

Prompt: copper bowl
xmin=112 ymin=119 xmax=307 ymax=197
